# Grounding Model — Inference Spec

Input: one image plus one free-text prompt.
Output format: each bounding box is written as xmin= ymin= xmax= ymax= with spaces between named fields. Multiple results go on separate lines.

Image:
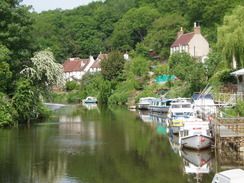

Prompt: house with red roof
xmin=62 ymin=52 xmax=108 ymax=82
xmin=170 ymin=23 xmax=209 ymax=58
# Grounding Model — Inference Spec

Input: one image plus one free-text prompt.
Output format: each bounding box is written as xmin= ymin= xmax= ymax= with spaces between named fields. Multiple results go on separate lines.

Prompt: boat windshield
xmin=172 ymin=105 xmax=181 ymax=108
xmin=182 ymin=104 xmax=191 ymax=108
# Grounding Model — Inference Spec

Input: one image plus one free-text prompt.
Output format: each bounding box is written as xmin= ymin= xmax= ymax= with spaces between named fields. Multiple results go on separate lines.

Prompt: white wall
xmin=188 ymin=34 xmax=209 ymax=57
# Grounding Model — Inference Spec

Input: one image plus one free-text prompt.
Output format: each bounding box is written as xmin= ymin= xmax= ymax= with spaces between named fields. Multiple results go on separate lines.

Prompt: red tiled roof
xmin=91 ymin=61 xmax=101 ymax=68
xmin=62 ymin=58 xmax=89 ymax=72
xmin=171 ymin=33 xmax=194 ymax=47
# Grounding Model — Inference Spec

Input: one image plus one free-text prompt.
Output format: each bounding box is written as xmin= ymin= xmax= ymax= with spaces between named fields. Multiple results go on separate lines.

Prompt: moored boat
xmin=82 ymin=96 xmax=97 ymax=104
xmin=179 ymin=121 xmax=213 ymax=150
xmin=167 ymin=100 xmax=195 ymax=134
xmin=137 ymin=97 xmax=156 ymax=110
xmin=148 ymin=98 xmax=176 ymax=113
xmin=211 ymin=169 xmax=244 ymax=183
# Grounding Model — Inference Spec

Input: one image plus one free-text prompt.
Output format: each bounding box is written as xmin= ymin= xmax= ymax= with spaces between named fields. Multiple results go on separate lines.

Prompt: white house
xmin=63 ymin=52 xmax=109 ymax=81
xmin=171 ymin=23 xmax=209 ymax=58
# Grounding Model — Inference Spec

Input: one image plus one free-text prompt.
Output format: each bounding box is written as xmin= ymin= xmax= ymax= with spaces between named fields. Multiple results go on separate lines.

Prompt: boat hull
xmin=137 ymin=104 xmax=149 ymax=110
xmin=181 ymin=135 xmax=212 ymax=150
xmin=148 ymin=106 xmax=169 ymax=113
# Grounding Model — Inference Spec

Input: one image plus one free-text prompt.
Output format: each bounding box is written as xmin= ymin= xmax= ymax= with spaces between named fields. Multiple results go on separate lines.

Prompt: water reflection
xmin=1 ymin=105 xmax=242 ymax=183
xmin=82 ymin=103 xmax=98 ymax=110
xmin=180 ymin=149 xmax=212 ymax=183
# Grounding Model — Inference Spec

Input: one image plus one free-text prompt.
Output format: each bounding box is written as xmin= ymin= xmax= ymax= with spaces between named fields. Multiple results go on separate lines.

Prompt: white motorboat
xmin=167 ymin=100 xmax=196 ymax=134
xmin=149 ymin=98 xmax=176 ymax=113
xmin=137 ymin=97 xmax=156 ymax=110
xmin=193 ymin=94 xmax=217 ymax=116
xmin=212 ymin=169 xmax=244 ymax=183
xmin=179 ymin=120 xmax=213 ymax=150
xmin=82 ymin=96 xmax=97 ymax=104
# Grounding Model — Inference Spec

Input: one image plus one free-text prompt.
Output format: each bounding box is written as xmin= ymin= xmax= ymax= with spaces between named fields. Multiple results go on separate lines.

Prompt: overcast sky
xmin=21 ymin=0 xmax=98 ymax=13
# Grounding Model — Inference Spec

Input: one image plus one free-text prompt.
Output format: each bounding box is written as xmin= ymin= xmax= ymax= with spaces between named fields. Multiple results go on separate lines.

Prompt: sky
xmin=21 ymin=0 xmax=98 ymax=13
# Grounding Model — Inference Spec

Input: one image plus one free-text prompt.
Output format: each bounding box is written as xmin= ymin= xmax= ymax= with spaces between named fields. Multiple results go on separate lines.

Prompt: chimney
xmin=177 ymin=27 xmax=183 ymax=38
xmin=194 ymin=22 xmax=201 ymax=34
xmin=89 ymin=54 xmax=94 ymax=61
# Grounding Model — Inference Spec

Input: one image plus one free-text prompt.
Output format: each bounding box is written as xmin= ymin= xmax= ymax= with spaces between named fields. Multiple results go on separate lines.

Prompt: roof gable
xmin=90 ymin=61 xmax=101 ymax=68
xmin=171 ymin=33 xmax=194 ymax=47
xmin=63 ymin=58 xmax=89 ymax=72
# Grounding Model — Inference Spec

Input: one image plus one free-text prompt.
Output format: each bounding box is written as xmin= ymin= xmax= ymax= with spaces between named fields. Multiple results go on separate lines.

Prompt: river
xmin=0 ymin=104 xmax=217 ymax=183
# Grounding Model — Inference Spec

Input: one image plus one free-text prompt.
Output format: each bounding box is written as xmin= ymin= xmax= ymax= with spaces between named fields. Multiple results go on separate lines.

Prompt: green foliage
xmin=80 ymin=72 xmax=104 ymax=99
xmin=236 ymin=101 xmax=244 ymax=116
xmin=0 ymin=61 xmax=12 ymax=93
xmin=48 ymin=92 xmax=68 ymax=103
xmin=135 ymin=87 xmax=156 ymax=103
xmin=130 ymin=55 xmax=149 ymax=77
xmin=109 ymin=6 xmax=160 ymax=50
xmin=168 ymin=52 xmax=207 ymax=93
xmin=204 ymin=48 xmax=222 ymax=79
xmin=11 ymin=79 xmax=41 ymax=123
xmin=98 ymin=81 xmax=112 ymax=104
xmin=219 ymin=69 xmax=236 ymax=84
xmin=0 ymin=92 xmax=16 ymax=127
xmin=65 ymin=81 xmax=77 ymax=91
xmin=217 ymin=5 xmax=244 ymax=68
xmin=101 ymin=50 xmax=125 ymax=81
xmin=223 ymin=107 xmax=238 ymax=117
xmin=168 ymin=52 xmax=195 ymax=80
xmin=153 ymin=63 xmax=169 ymax=77
xmin=186 ymin=0 xmax=243 ymax=26
xmin=0 ymin=0 xmax=34 ymax=64
xmin=108 ymin=80 xmax=135 ymax=104
xmin=141 ymin=14 xmax=188 ymax=58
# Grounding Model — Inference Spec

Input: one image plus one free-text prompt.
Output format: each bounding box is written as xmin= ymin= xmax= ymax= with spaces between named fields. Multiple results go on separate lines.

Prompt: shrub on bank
xmin=0 ymin=93 xmax=16 ymax=127
xmin=65 ymin=81 xmax=78 ymax=91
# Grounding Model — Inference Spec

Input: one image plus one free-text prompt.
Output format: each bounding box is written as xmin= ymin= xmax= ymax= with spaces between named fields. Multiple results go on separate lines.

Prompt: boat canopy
xmin=192 ymin=94 xmax=213 ymax=100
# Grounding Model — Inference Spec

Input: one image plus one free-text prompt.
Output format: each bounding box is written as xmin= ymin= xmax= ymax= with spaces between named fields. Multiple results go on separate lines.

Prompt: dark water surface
xmin=0 ymin=104 xmax=216 ymax=183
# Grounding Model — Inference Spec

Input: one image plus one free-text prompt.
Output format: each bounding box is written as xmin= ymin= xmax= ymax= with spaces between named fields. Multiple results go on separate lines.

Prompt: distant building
xmin=230 ymin=68 xmax=244 ymax=93
xmin=63 ymin=52 xmax=108 ymax=82
xmin=170 ymin=23 xmax=209 ymax=58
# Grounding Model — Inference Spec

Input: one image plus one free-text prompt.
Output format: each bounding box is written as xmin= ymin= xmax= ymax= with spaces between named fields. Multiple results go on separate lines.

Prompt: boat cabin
xmin=212 ymin=169 xmax=244 ymax=183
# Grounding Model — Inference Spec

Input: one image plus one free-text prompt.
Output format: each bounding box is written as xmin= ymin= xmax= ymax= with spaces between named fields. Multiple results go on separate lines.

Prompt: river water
xmin=0 ymin=104 xmax=217 ymax=183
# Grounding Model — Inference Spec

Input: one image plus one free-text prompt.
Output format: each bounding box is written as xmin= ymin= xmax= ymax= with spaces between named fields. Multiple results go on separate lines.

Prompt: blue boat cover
xmin=192 ymin=94 xmax=213 ymax=100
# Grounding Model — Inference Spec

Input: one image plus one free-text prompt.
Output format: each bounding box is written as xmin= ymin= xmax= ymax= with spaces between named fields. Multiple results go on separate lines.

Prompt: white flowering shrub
xmin=20 ymin=49 xmax=64 ymax=86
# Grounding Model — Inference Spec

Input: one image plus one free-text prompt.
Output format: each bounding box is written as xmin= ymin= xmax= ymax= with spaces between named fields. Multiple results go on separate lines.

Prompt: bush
xmin=65 ymin=81 xmax=77 ymax=91
xmin=0 ymin=92 xmax=16 ymax=127
xmin=236 ymin=101 xmax=244 ymax=116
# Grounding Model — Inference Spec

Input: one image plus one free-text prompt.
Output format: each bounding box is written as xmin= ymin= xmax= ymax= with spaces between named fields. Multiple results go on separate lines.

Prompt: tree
xmin=169 ymin=52 xmax=206 ymax=92
xmin=12 ymin=50 xmax=64 ymax=123
xmin=141 ymin=14 xmax=188 ymax=58
xmin=186 ymin=0 xmax=243 ymax=27
xmin=20 ymin=49 xmax=64 ymax=87
xmin=0 ymin=45 xmax=12 ymax=93
xmin=217 ymin=5 xmax=244 ymax=68
xmin=109 ymin=6 xmax=160 ymax=50
xmin=100 ymin=50 xmax=125 ymax=81
xmin=168 ymin=52 xmax=195 ymax=80
xmin=130 ymin=55 xmax=149 ymax=77
xmin=0 ymin=0 xmax=34 ymax=63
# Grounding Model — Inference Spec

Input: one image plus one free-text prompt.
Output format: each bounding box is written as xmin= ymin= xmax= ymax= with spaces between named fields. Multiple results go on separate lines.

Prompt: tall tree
xmin=217 ymin=5 xmax=244 ymax=68
xmin=109 ymin=6 xmax=160 ymax=51
xmin=141 ymin=14 xmax=188 ymax=59
xmin=0 ymin=0 xmax=34 ymax=63
xmin=100 ymin=50 xmax=125 ymax=81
